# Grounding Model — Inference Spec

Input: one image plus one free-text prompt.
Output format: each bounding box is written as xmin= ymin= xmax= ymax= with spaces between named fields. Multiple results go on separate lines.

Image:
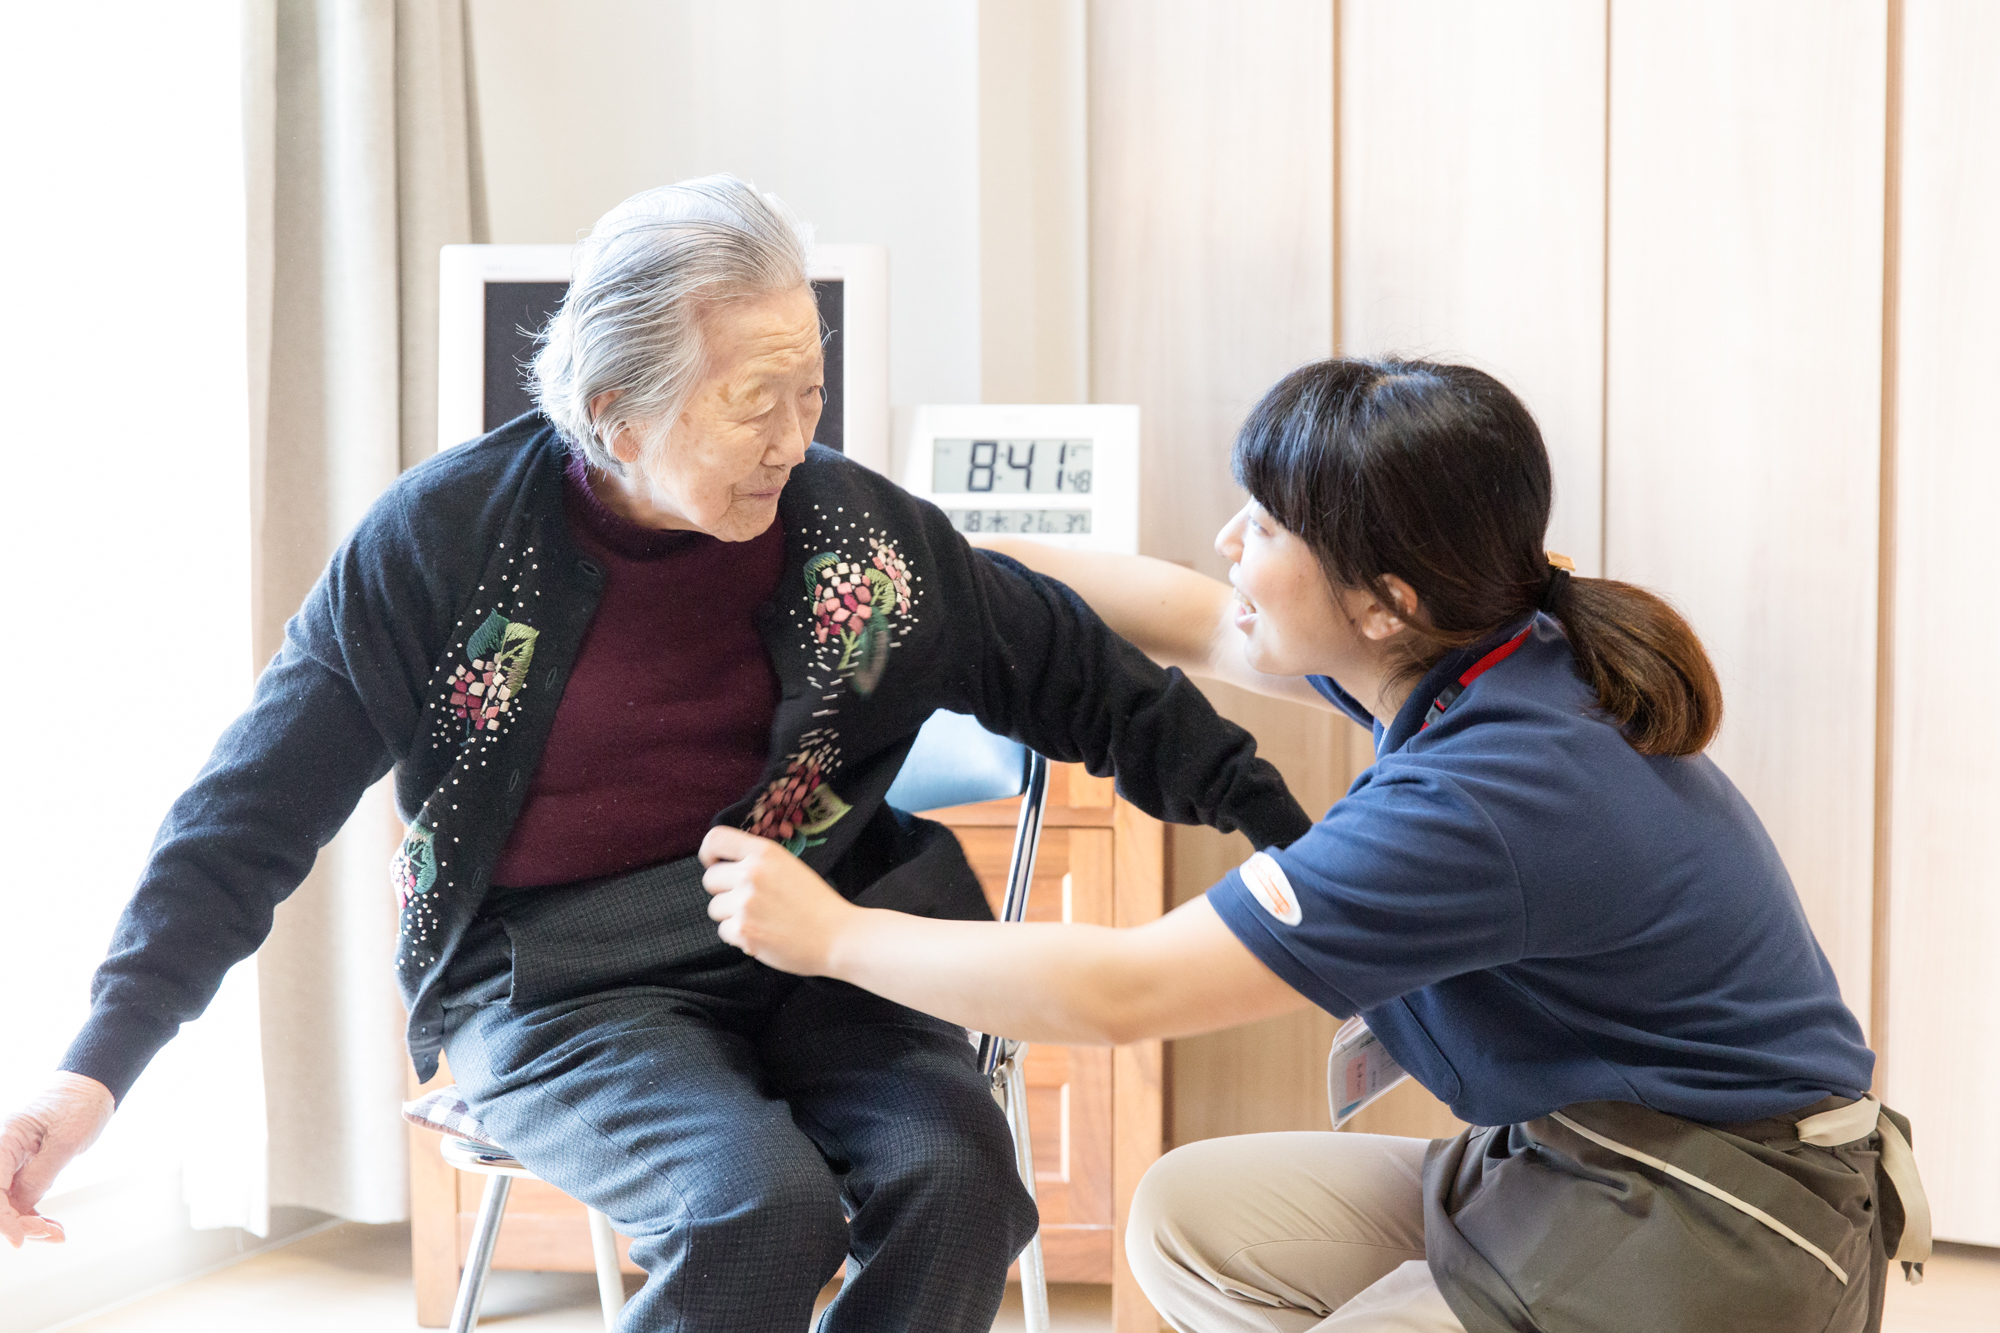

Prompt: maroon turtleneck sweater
xmin=490 ymin=456 xmax=786 ymax=887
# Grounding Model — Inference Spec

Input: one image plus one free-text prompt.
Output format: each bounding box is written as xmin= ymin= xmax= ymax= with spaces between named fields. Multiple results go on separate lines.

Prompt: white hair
xmin=532 ymin=175 xmax=813 ymax=474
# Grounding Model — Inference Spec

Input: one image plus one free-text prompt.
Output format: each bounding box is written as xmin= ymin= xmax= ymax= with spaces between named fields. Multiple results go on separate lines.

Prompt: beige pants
xmin=1126 ymin=1132 xmax=1466 ymax=1333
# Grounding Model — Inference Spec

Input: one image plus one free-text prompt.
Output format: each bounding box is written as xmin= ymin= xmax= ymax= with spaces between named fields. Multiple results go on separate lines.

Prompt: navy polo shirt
xmin=1210 ymin=614 xmax=1874 ymax=1128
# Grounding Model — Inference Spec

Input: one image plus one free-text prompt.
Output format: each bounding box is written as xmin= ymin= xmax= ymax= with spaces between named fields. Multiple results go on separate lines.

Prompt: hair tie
xmin=1539 ymin=551 xmax=1576 ymax=613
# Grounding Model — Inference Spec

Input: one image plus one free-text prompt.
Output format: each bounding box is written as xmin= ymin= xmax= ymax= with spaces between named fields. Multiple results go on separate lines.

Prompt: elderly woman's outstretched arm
xmin=933 ymin=538 xmax=1312 ymax=851
xmin=970 ymin=537 xmax=1336 ymax=711
xmin=0 ymin=637 xmax=400 ymax=1247
xmin=2 ymin=475 xmax=461 ymax=1242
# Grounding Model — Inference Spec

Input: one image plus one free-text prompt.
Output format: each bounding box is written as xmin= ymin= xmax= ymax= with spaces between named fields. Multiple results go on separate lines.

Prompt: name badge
xmin=1329 ymin=1017 xmax=1409 ymax=1126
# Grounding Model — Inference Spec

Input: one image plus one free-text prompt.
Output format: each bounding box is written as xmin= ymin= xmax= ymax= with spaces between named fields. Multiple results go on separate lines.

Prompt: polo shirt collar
xmin=1377 ymin=615 xmax=1541 ymax=757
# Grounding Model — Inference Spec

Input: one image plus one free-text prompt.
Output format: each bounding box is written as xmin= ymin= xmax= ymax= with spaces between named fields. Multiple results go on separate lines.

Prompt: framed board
xmin=436 ymin=243 xmax=889 ymax=472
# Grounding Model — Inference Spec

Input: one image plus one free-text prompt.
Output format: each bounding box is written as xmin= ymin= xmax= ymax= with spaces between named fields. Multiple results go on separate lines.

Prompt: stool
xmin=403 ymin=1093 xmax=625 ymax=1332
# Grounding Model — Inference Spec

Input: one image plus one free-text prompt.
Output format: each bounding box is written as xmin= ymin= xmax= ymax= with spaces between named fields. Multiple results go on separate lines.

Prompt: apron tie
xmin=1796 ymin=1096 xmax=1932 ymax=1284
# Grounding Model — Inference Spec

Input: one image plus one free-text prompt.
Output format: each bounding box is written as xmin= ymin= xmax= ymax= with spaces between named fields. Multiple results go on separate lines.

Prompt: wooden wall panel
xmin=979 ymin=0 xmax=1089 ymax=404
xmin=1088 ymin=0 xmax=1358 ymax=1148
xmin=1603 ymin=0 xmax=1887 ymax=1030
xmin=1339 ymin=0 xmax=1607 ymax=573
xmin=1089 ymin=0 xmax=1334 ymax=578
xmin=1884 ymin=0 xmax=2000 ymax=1247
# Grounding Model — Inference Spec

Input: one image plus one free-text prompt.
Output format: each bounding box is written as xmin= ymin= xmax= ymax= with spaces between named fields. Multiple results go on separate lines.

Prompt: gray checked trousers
xmin=439 ymin=857 xmax=1039 ymax=1333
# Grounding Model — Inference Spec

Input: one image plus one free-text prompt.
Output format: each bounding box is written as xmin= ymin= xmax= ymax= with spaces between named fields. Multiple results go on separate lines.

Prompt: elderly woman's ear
xmin=587 ymin=390 xmax=641 ymax=466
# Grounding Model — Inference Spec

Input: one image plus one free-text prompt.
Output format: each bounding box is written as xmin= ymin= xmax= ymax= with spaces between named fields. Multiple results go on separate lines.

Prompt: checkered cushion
xmin=401 ymin=1083 xmax=503 ymax=1151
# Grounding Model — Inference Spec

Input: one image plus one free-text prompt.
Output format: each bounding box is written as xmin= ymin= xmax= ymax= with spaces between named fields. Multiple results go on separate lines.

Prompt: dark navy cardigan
xmin=63 ymin=416 xmax=1312 ymax=1098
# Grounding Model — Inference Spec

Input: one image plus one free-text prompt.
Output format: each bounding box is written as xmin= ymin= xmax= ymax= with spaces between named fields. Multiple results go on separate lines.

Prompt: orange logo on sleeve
xmin=1241 ymin=852 xmax=1302 ymax=926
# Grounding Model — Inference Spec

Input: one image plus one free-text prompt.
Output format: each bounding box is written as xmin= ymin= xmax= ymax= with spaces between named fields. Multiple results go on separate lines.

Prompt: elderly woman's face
xmin=599 ymin=285 xmax=824 ymax=540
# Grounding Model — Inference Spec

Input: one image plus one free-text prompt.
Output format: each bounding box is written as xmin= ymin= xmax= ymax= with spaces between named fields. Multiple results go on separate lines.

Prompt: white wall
xmin=466 ymin=0 xmax=984 ymax=408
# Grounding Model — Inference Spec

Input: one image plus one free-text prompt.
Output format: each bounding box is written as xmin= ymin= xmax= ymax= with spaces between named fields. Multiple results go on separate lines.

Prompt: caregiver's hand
xmin=1 ymin=1072 xmax=115 ymax=1248
xmin=701 ymin=827 xmax=861 ymax=976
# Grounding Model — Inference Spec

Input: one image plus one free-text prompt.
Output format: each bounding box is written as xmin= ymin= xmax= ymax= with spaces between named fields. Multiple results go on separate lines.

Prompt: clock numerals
xmin=967 ymin=440 xmax=997 ymax=492
xmin=934 ymin=439 xmax=1093 ymax=496
xmin=1005 ymin=443 xmax=1035 ymax=491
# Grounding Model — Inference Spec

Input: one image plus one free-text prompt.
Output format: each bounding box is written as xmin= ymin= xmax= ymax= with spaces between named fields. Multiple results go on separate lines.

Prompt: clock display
xmin=932 ymin=439 xmax=1092 ymax=495
xmin=944 ymin=509 xmax=1093 ymax=535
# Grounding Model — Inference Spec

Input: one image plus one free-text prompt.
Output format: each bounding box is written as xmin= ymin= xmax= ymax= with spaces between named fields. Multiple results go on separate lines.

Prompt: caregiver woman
xmin=702 ymin=358 xmax=1931 ymax=1333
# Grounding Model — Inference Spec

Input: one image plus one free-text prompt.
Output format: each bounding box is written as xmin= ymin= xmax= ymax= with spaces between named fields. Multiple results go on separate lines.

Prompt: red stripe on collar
xmin=1422 ymin=624 xmax=1535 ymax=732
xmin=1458 ymin=624 xmax=1534 ymax=688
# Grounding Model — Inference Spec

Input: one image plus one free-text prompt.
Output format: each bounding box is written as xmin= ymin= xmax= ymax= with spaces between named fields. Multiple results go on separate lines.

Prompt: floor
xmin=46 ymin=1221 xmax=1112 ymax=1332
xmin=42 ymin=1222 xmax=1997 ymax=1332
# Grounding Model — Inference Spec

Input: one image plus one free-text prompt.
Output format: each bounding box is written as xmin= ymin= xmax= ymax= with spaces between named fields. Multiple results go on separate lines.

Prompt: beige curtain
xmin=241 ymin=0 xmax=487 ymax=1224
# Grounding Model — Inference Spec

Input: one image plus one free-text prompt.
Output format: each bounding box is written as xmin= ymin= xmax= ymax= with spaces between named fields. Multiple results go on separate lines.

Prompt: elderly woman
xmin=0 ymin=177 xmax=1309 ymax=1333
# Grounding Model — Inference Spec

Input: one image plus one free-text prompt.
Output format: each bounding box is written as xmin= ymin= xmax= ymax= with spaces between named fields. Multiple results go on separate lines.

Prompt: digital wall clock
xmin=893 ymin=404 xmax=1141 ymax=554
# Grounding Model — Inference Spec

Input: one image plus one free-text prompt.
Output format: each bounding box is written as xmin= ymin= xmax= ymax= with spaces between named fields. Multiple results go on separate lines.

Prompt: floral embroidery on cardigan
xmin=391 ymin=817 xmax=438 ymax=910
xmin=746 ymin=729 xmax=850 ymax=855
xmin=448 ymin=611 xmax=540 ymax=739
xmin=402 ymin=539 xmax=549 ymax=971
xmin=750 ymin=515 xmax=927 ymax=854
xmin=868 ymin=537 xmax=913 ymax=614
xmin=804 ymin=537 xmax=915 ymax=697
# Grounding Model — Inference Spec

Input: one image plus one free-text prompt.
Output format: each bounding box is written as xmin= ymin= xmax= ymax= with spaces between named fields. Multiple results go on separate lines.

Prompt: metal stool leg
xmin=1002 ymin=1052 xmax=1051 ymax=1333
xmin=450 ymin=1172 xmax=513 ymax=1333
xmin=586 ymin=1207 xmax=626 ymax=1330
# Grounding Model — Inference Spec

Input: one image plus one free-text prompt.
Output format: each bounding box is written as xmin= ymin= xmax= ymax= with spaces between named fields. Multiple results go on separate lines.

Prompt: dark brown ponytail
xmin=1540 ymin=572 xmax=1722 ymax=756
xmin=1233 ymin=358 xmax=1723 ymax=757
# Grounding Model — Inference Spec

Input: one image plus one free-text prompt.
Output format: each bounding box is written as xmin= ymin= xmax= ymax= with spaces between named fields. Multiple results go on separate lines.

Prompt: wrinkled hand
xmin=700 ymin=827 xmax=859 ymax=977
xmin=1 ymin=1073 xmax=115 ymax=1247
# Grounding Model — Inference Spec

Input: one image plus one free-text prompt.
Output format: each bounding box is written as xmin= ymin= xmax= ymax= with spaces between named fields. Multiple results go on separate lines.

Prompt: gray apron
xmin=1423 ymin=1096 xmax=1931 ymax=1333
